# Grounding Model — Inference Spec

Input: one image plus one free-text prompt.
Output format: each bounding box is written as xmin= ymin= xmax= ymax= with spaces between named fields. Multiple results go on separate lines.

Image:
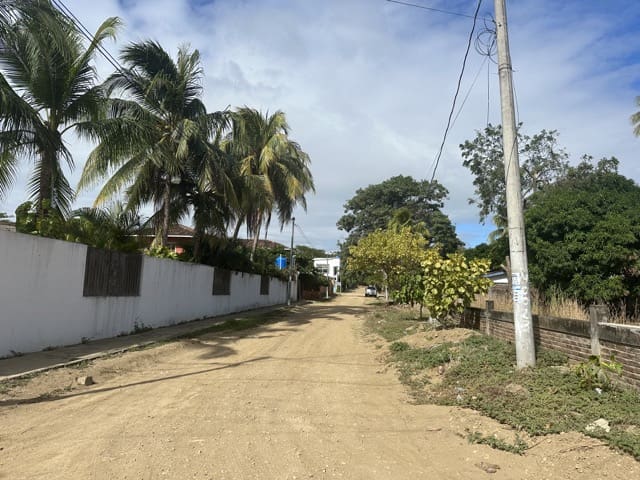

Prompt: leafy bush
xmin=573 ymin=355 xmax=623 ymax=390
xmin=421 ymin=250 xmax=492 ymax=323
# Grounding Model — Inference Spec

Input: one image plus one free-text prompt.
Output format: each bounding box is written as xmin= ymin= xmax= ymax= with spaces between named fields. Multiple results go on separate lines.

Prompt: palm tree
xmin=0 ymin=1 xmax=120 ymax=216
xmin=66 ymin=201 xmax=143 ymax=251
xmin=178 ymin=127 xmax=237 ymax=260
xmin=632 ymin=96 xmax=640 ymax=137
xmin=78 ymin=41 xmax=225 ymax=248
xmin=227 ymin=107 xmax=314 ymax=259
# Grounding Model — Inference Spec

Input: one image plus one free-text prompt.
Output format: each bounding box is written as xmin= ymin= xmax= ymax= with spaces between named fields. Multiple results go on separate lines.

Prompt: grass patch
xmin=366 ymin=307 xmax=640 ymax=460
xmin=467 ymin=431 xmax=529 ymax=455
xmin=364 ymin=306 xmax=424 ymax=341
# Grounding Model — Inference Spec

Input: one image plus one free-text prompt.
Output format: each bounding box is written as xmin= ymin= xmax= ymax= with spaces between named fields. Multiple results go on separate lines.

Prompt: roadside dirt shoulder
xmin=0 ymin=293 xmax=637 ymax=479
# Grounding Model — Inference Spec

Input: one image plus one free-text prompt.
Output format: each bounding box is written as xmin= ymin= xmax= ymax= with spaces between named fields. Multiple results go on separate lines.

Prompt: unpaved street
xmin=1 ymin=293 xmax=637 ymax=479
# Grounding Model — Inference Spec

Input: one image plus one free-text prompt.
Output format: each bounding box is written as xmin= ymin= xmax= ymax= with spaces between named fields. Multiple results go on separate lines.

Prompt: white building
xmin=313 ymin=256 xmax=341 ymax=293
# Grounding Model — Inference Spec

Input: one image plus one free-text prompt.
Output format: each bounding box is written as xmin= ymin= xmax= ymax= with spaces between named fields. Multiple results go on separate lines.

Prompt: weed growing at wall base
xmin=365 ymin=306 xmax=640 ymax=460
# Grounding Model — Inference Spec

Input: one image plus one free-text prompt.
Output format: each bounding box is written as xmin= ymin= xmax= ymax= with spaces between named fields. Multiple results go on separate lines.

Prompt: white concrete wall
xmin=0 ymin=229 xmax=294 ymax=357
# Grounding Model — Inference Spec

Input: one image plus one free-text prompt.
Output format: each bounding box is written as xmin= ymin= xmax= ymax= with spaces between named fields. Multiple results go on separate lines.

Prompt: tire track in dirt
xmin=0 ymin=293 xmax=638 ymax=479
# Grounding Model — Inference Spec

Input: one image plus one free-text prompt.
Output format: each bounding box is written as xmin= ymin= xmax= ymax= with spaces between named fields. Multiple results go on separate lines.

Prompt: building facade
xmin=313 ymin=256 xmax=341 ymax=293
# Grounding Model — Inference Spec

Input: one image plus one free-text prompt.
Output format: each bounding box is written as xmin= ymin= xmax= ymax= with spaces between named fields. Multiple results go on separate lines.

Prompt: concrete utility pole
xmin=494 ymin=0 xmax=536 ymax=368
xmin=287 ymin=217 xmax=295 ymax=306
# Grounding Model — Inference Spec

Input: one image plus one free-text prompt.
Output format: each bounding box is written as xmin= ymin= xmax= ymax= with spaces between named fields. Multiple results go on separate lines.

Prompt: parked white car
xmin=364 ymin=285 xmax=378 ymax=297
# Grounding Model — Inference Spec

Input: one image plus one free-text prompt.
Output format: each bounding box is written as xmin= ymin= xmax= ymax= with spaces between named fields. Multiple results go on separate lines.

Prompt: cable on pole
xmin=428 ymin=0 xmax=483 ymax=184
xmin=50 ymin=0 xmax=132 ymax=81
xmin=385 ymin=0 xmax=476 ymax=19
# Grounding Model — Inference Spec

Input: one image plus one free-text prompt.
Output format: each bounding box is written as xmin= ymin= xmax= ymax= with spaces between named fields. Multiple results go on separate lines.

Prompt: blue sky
xmin=2 ymin=0 xmax=640 ymax=252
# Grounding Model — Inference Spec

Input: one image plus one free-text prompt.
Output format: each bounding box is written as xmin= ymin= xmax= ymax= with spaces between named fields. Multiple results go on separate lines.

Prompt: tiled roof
xmin=139 ymin=224 xmax=196 ymax=237
xmin=167 ymin=224 xmax=196 ymax=237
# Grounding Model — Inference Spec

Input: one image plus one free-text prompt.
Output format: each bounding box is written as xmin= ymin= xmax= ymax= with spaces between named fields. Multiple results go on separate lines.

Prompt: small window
xmin=212 ymin=268 xmax=231 ymax=295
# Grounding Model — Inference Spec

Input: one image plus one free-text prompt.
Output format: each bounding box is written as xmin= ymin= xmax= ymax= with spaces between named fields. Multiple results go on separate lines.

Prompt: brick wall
xmin=464 ymin=306 xmax=640 ymax=389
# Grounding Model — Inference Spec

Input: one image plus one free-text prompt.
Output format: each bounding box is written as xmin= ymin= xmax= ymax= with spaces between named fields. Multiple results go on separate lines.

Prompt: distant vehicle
xmin=364 ymin=285 xmax=377 ymax=297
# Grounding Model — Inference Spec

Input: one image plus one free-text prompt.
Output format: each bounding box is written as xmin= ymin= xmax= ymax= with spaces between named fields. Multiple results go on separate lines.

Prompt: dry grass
xmin=472 ymin=288 xmax=589 ymax=321
xmin=472 ymin=288 xmax=640 ymax=324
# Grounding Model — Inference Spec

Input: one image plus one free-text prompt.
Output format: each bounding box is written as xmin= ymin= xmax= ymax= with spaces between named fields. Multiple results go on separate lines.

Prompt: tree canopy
xmin=1 ymin=3 xmax=314 ymax=270
xmin=525 ymin=157 xmax=640 ymax=308
xmin=337 ymin=175 xmax=462 ymax=254
xmin=346 ymin=225 xmax=428 ymax=299
xmin=460 ymin=124 xmax=569 ymax=225
xmin=0 ymin=1 xmax=120 ymax=216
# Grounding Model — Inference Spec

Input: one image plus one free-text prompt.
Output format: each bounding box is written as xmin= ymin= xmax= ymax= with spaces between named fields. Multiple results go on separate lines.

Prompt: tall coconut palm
xmin=0 ymin=1 xmax=120 ymax=216
xmin=177 ymin=126 xmax=237 ymax=260
xmin=78 ymin=41 xmax=225 ymax=247
xmin=227 ymin=107 xmax=314 ymax=259
xmin=632 ymin=96 xmax=640 ymax=137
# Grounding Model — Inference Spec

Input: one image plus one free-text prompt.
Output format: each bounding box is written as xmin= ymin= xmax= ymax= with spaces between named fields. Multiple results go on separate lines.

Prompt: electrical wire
xmin=428 ymin=0 xmax=482 ymax=184
xmin=295 ymin=223 xmax=322 ymax=252
xmin=450 ymin=55 xmax=488 ymax=130
xmin=50 ymin=0 xmax=132 ymax=80
xmin=385 ymin=0 xmax=476 ymax=19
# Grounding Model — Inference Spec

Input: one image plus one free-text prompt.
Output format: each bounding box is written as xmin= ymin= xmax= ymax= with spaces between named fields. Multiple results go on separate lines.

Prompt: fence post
xmin=589 ymin=305 xmax=608 ymax=356
xmin=485 ymin=300 xmax=495 ymax=335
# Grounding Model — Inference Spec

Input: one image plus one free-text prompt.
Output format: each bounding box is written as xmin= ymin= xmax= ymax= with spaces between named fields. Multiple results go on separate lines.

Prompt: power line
xmin=50 ymin=0 xmax=130 ymax=80
xmin=428 ymin=0 xmax=482 ymax=184
xmin=386 ymin=0 xmax=476 ymax=19
xmin=450 ymin=55 xmax=488 ymax=129
xmin=295 ymin=223 xmax=319 ymax=250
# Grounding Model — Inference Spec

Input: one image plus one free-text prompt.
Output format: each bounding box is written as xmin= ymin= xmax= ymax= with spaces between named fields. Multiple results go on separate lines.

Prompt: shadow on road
xmin=0 ymin=355 xmax=270 ymax=407
xmin=0 ymin=296 xmax=378 ymax=406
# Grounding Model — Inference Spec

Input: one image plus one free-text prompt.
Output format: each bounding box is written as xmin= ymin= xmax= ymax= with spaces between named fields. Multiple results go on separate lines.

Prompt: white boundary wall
xmin=0 ymin=229 xmax=295 ymax=357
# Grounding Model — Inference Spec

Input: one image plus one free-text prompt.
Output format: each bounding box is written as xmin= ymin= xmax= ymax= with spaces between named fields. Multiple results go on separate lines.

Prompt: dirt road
xmin=0 ymin=293 xmax=637 ymax=479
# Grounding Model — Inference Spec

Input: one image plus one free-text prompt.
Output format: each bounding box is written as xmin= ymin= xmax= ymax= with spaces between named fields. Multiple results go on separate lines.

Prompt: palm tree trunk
xmin=153 ymin=178 xmax=171 ymax=248
xmin=232 ymin=215 xmax=244 ymax=240
xmin=249 ymin=214 xmax=262 ymax=262
xmin=193 ymin=228 xmax=202 ymax=262
xmin=38 ymin=154 xmax=53 ymax=220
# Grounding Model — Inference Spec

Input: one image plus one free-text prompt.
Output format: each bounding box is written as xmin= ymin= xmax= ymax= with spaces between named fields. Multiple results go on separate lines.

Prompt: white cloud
xmin=2 ymin=0 xmax=640 ymax=252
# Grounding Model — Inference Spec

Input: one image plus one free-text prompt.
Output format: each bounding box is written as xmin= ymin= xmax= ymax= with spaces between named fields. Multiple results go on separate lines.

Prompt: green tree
xmin=65 ymin=203 xmax=142 ymax=251
xmin=464 ymin=241 xmax=507 ymax=271
xmin=421 ymin=250 xmax=492 ymax=324
xmin=0 ymin=1 xmax=120 ymax=216
xmin=78 ymin=41 xmax=222 ymax=248
xmin=346 ymin=226 xmax=428 ymax=300
xmin=631 ymin=96 xmax=640 ymax=136
xmin=525 ymin=157 xmax=640 ymax=309
xmin=226 ymin=107 xmax=314 ymax=259
xmin=178 ymin=125 xmax=236 ymax=261
xmin=14 ymin=199 xmax=143 ymax=251
xmin=460 ymin=124 xmax=569 ymax=226
xmin=337 ymin=175 xmax=462 ymax=254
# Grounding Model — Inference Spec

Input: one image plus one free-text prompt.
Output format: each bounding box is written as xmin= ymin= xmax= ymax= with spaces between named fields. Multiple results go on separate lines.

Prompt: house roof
xmin=167 ymin=224 xmax=196 ymax=237
xmin=138 ymin=224 xmax=196 ymax=238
